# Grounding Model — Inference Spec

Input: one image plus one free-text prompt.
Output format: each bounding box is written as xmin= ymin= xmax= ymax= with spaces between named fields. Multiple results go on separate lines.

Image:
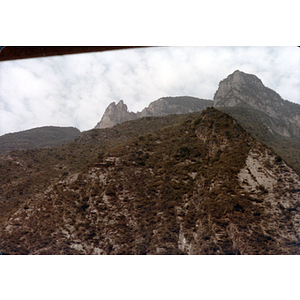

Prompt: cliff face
xmin=213 ymin=70 xmax=284 ymax=115
xmin=1 ymin=108 xmax=300 ymax=255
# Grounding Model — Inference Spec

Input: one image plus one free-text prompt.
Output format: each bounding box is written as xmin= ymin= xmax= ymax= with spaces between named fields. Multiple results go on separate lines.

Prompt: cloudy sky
xmin=0 ymin=46 xmax=299 ymax=136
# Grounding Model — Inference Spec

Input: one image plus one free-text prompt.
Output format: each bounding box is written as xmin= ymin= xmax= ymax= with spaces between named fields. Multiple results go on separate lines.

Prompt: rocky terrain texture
xmin=1 ymin=108 xmax=300 ymax=254
xmin=94 ymin=96 xmax=212 ymax=129
xmin=0 ymin=126 xmax=81 ymax=156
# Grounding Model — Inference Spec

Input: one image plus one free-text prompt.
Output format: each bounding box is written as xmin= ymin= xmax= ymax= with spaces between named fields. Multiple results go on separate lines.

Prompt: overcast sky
xmin=0 ymin=46 xmax=299 ymax=136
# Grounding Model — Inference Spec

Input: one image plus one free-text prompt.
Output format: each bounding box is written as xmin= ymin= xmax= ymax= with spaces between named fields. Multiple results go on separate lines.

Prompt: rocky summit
xmin=94 ymin=100 xmax=137 ymax=129
xmin=214 ymin=70 xmax=300 ymax=138
xmin=1 ymin=70 xmax=300 ymax=255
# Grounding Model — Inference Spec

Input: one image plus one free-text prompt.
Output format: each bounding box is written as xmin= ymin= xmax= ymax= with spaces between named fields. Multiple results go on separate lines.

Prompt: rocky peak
xmin=94 ymin=100 xmax=137 ymax=129
xmin=214 ymin=70 xmax=300 ymax=137
xmin=213 ymin=70 xmax=284 ymax=118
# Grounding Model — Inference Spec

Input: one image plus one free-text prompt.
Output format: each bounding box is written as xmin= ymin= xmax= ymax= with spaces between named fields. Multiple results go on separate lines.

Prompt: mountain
xmin=1 ymin=70 xmax=300 ymax=255
xmin=94 ymin=100 xmax=138 ymax=129
xmin=94 ymin=70 xmax=300 ymax=174
xmin=96 ymin=70 xmax=300 ymax=138
xmin=1 ymin=108 xmax=300 ymax=254
xmin=94 ymin=96 xmax=213 ymax=129
xmin=0 ymin=126 xmax=81 ymax=156
xmin=213 ymin=70 xmax=300 ymax=174
xmin=214 ymin=70 xmax=300 ymax=138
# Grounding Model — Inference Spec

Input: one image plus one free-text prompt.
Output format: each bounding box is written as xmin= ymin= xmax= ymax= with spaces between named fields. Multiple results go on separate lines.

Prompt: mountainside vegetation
xmin=1 ymin=108 xmax=300 ymax=255
xmin=0 ymin=113 xmax=205 ymax=233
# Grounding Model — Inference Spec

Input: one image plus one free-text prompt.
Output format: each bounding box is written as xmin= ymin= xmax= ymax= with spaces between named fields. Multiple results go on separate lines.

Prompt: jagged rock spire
xmin=94 ymin=100 xmax=137 ymax=129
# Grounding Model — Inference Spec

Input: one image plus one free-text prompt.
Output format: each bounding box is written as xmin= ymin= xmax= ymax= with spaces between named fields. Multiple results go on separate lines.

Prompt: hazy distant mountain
xmin=0 ymin=126 xmax=81 ymax=155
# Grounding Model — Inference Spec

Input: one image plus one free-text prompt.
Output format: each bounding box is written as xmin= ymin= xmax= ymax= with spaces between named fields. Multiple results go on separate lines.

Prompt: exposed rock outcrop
xmin=94 ymin=100 xmax=137 ymax=129
xmin=213 ymin=70 xmax=283 ymax=115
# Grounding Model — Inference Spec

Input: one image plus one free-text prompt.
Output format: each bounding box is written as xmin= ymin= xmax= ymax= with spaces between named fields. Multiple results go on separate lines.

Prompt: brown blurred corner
xmin=0 ymin=46 xmax=149 ymax=62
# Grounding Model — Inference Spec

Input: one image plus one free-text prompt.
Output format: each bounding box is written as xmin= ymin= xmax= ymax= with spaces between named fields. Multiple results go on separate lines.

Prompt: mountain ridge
xmin=95 ymin=70 xmax=300 ymax=138
xmin=94 ymin=96 xmax=213 ymax=129
xmin=93 ymin=70 xmax=300 ymax=174
xmin=1 ymin=108 xmax=300 ymax=254
xmin=0 ymin=126 xmax=81 ymax=156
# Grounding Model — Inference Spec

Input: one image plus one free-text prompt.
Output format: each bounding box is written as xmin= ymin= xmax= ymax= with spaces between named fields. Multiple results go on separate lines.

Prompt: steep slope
xmin=0 ymin=126 xmax=81 ymax=156
xmin=1 ymin=108 xmax=300 ymax=255
xmin=94 ymin=96 xmax=212 ymax=129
